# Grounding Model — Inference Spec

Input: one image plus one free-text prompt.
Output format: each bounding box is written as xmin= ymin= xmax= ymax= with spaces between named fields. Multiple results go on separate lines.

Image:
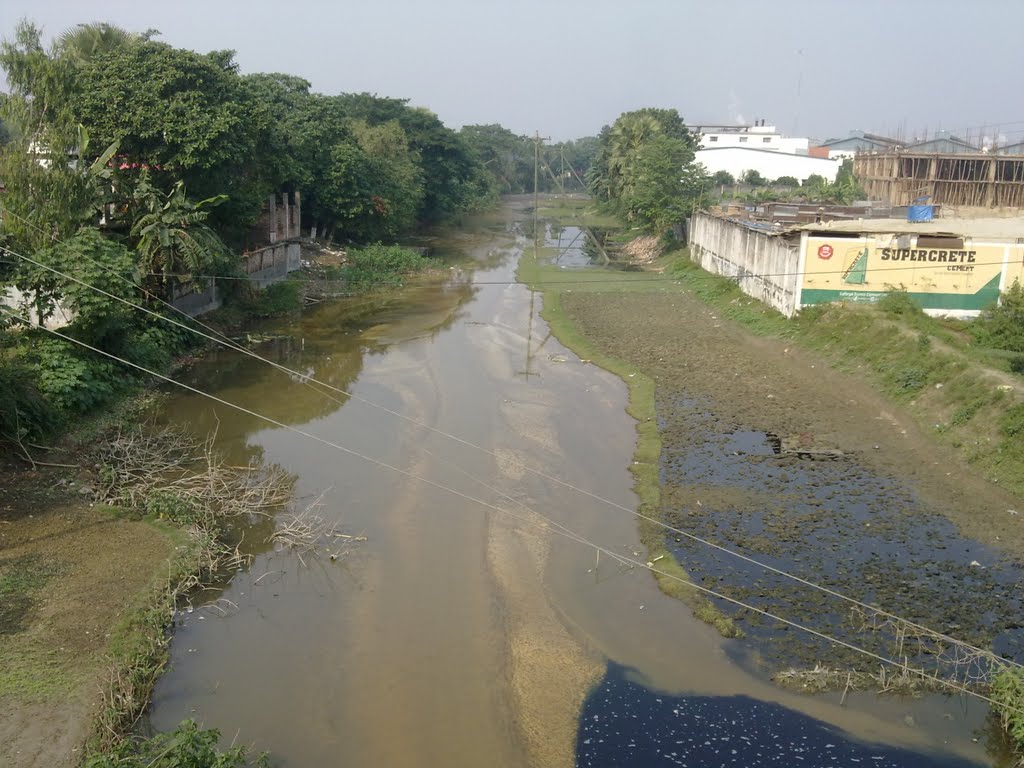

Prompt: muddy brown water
xmin=150 ymin=201 xmax=997 ymax=766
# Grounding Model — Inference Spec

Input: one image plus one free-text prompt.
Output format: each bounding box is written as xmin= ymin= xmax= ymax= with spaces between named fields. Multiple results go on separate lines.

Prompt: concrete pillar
xmin=268 ymin=194 xmax=277 ymax=243
xmin=292 ymin=191 xmax=302 ymax=238
xmin=281 ymin=193 xmax=290 ymax=240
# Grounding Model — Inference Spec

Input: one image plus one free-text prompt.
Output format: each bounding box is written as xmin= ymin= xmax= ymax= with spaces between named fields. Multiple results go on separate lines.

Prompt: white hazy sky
xmin=3 ymin=0 xmax=1023 ymax=144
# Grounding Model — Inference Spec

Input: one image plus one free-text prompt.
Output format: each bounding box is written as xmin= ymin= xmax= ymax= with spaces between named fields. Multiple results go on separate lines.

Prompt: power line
xmin=2 ymin=259 xmax=1015 ymax=287
xmin=2 ymin=240 xmax=1018 ymax=670
xmin=2 ymin=303 xmax=1020 ymax=719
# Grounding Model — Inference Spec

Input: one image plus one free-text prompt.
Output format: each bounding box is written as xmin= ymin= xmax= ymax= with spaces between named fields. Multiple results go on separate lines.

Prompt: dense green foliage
xmin=338 ymin=244 xmax=428 ymax=291
xmin=85 ymin=719 xmax=265 ymax=768
xmin=714 ymin=160 xmax=866 ymax=205
xmin=586 ymin=108 xmax=706 ymax=232
xmin=972 ymin=280 xmax=1024 ymax=353
xmin=0 ymin=19 xmax=500 ymax=448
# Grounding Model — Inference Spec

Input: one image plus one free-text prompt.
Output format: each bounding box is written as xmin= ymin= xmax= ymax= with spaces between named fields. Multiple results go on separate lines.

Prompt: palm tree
xmin=129 ymin=171 xmax=227 ymax=296
xmin=56 ymin=22 xmax=156 ymax=65
xmin=606 ymin=113 xmax=663 ymax=201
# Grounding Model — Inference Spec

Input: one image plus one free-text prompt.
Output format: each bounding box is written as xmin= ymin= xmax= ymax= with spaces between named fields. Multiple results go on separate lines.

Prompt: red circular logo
xmin=817 ymin=244 xmax=834 ymax=260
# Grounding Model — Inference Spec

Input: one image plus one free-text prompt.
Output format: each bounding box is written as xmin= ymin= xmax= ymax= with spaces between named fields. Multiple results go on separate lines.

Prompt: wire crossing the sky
xmin=2 ymin=303 xmax=1021 ymax=718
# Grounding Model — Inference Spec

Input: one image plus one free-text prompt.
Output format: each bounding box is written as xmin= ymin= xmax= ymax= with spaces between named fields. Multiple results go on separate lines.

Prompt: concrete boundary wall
xmin=171 ymin=241 xmax=302 ymax=318
xmin=240 ymin=242 xmax=301 ymax=288
xmin=689 ymin=212 xmax=801 ymax=316
xmin=170 ymin=283 xmax=222 ymax=317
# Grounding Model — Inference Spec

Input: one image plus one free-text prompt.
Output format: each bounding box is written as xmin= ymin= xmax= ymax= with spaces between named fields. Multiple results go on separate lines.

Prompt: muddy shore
xmin=557 ymin=288 xmax=1024 ymax=675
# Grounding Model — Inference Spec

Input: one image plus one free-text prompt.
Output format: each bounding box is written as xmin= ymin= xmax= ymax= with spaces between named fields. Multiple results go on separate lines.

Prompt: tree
xmin=72 ymin=42 xmax=272 ymax=240
xmin=774 ymin=176 xmax=799 ymax=188
xmin=711 ymin=170 xmax=735 ymax=187
xmin=56 ymin=22 xmax=155 ymax=65
xmin=128 ymin=171 xmax=228 ymax=296
xmin=460 ymin=124 xmax=532 ymax=194
xmin=802 ymin=174 xmax=827 ymax=190
xmin=742 ymin=169 xmax=766 ymax=187
xmin=587 ymin=108 xmax=698 ymax=208
xmin=620 ymin=134 xmax=706 ymax=231
xmin=0 ymin=21 xmax=89 ymax=250
xmin=334 ymin=94 xmax=492 ymax=221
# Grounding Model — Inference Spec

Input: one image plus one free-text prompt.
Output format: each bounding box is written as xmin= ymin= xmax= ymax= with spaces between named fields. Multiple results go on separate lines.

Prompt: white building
xmin=693 ymin=122 xmax=809 ymax=155
xmin=696 ymin=146 xmax=840 ymax=183
xmin=691 ymin=121 xmax=840 ymax=183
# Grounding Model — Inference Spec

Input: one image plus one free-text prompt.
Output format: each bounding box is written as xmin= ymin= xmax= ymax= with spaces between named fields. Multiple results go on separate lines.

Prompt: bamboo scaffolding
xmin=854 ymin=150 xmax=1024 ymax=208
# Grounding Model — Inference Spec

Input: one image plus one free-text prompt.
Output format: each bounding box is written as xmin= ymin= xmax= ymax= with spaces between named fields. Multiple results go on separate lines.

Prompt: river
xmin=149 ymin=199 xmax=1001 ymax=766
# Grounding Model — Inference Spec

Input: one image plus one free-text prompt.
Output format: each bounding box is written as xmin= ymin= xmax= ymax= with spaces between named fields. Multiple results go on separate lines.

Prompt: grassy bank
xmin=666 ymin=256 xmax=1024 ymax=501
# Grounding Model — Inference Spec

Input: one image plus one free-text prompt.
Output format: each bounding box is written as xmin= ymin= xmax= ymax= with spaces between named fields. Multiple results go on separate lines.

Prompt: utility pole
xmin=532 ymin=131 xmax=550 ymax=243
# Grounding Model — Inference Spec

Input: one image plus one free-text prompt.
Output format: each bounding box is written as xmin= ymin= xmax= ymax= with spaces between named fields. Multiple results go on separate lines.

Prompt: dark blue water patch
xmin=656 ymin=393 xmax=1024 ymax=671
xmin=576 ymin=663 xmax=983 ymax=767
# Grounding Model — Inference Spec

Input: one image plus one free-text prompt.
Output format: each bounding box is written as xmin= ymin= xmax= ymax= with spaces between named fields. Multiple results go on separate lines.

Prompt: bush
xmin=889 ymin=364 xmax=928 ymax=392
xmin=0 ymin=352 xmax=60 ymax=444
xmin=28 ymin=337 xmax=131 ymax=415
xmin=1002 ymin=404 xmax=1024 ymax=439
xmin=1010 ymin=355 xmax=1024 ymax=375
xmin=877 ymin=287 xmax=923 ymax=317
xmin=236 ymin=281 xmax=303 ymax=319
xmin=991 ymin=666 xmax=1024 ymax=756
xmin=342 ymin=245 xmax=426 ymax=290
xmin=972 ymin=280 xmax=1024 ymax=353
xmin=85 ymin=719 xmax=265 ymax=768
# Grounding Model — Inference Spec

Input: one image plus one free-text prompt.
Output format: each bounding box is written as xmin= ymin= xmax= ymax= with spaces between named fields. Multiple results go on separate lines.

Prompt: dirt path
xmin=0 ymin=469 xmax=174 ymax=768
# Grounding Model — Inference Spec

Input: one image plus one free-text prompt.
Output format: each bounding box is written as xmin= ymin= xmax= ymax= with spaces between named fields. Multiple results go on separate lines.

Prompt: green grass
xmin=535 ymin=196 xmax=622 ymax=228
xmin=0 ymin=554 xmax=62 ymax=635
xmin=665 ymin=252 xmax=1024 ymax=498
xmin=992 ymin=666 xmax=1024 ymax=759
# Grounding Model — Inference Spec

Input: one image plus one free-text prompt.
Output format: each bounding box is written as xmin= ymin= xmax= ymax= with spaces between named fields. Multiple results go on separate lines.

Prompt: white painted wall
xmin=696 ymin=147 xmax=840 ymax=183
xmin=1 ymin=288 xmax=75 ymax=329
xmin=688 ymin=212 xmax=802 ymax=317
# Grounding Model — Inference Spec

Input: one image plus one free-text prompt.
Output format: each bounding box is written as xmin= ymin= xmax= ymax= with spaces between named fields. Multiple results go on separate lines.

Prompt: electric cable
xmin=2 ymin=303 xmax=1021 ymax=719
xmin=1 ymin=239 xmax=1019 ymax=670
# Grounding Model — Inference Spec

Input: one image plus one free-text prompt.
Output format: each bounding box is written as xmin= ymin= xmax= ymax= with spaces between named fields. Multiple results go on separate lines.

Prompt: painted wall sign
xmin=799 ymin=235 xmax=1020 ymax=313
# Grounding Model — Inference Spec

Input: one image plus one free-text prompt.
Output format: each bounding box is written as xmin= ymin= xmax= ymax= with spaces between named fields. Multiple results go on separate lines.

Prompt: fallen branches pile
xmin=268 ymin=494 xmax=366 ymax=565
xmin=97 ymin=426 xmax=293 ymax=525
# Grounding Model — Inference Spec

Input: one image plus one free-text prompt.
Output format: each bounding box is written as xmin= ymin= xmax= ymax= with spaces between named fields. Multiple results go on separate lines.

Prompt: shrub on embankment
xmin=992 ymin=666 xmax=1024 ymax=761
xmin=317 ymin=244 xmax=429 ymax=293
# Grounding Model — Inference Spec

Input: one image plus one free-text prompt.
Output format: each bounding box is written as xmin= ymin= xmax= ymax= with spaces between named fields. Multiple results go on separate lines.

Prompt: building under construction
xmin=855 ymin=149 xmax=1024 ymax=208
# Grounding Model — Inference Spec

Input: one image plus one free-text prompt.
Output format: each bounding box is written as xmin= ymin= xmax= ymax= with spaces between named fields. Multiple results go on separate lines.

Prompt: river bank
xmin=0 ymin=242 xmax=443 ymax=767
xmin=7 ymin=197 xmax=1020 ymax=767
xmin=523 ymin=201 xmax=1023 ymax=762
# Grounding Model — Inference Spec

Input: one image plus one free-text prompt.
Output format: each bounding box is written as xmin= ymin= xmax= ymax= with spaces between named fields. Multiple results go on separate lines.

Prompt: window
xmin=763 ymin=137 xmax=772 ymax=143
xmin=709 ymin=136 xmax=719 ymax=142
xmin=739 ymin=136 xmax=748 ymax=143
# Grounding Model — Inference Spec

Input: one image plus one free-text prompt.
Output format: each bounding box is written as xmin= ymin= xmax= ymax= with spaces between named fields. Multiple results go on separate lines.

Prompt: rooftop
xmin=797 ymin=216 xmax=1024 ymax=240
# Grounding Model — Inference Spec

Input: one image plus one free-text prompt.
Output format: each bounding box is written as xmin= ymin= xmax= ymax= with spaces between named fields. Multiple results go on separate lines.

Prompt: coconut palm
xmin=56 ymin=22 xmax=155 ymax=65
